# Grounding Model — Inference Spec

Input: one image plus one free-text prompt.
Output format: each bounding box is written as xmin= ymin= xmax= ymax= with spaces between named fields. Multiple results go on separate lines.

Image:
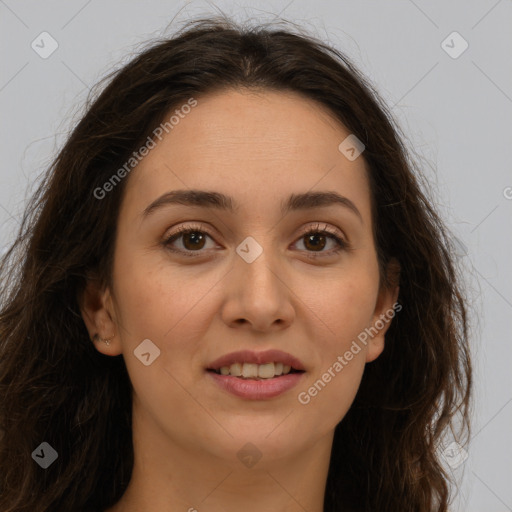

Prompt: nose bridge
xmin=235 ymin=233 xmax=282 ymax=295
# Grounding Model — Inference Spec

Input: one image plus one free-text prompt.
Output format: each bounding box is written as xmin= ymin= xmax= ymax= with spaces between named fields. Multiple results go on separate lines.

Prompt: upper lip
xmin=207 ymin=349 xmax=306 ymax=371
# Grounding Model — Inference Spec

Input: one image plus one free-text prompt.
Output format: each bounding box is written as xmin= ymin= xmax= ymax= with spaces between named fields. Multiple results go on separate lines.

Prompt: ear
xmin=78 ymin=274 xmax=121 ymax=356
xmin=366 ymin=258 xmax=401 ymax=363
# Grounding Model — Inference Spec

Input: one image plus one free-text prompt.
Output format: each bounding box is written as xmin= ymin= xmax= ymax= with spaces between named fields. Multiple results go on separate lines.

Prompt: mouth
xmin=206 ymin=362 xmax=305 ymax=380
xmin=206 ymin=349 xmax=306 ymax=381
xmin=206 ymin=356 xmax=306 ymax=400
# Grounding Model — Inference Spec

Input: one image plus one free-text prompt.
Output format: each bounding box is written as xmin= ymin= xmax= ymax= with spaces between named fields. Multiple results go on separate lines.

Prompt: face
xmin=82 ymin=88 xmax=398 ymax=467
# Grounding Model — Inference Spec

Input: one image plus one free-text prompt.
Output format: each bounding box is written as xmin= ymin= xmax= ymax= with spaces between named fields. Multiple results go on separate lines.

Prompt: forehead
xmin=122 ymin=88 xmax=371 ymax=221
xmin=165 ymin=88 xmax=353 ymax=163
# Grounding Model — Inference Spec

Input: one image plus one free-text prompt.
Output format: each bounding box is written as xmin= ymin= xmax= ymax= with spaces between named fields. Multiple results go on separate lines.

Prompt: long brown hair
xmin=0 ymin=15 xmax=472 ymax=512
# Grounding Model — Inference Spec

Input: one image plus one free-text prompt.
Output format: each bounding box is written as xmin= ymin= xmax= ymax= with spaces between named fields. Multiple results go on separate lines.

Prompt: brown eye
xmin=294 ymin=224 xmax=348 ymax=257
xmin=302 ymin=232 xmax=328 ymax=252
xmin=163 ymin=225 xmax=216 ymax=257
xmin=180 ymin=231 xmax=207 ymax=250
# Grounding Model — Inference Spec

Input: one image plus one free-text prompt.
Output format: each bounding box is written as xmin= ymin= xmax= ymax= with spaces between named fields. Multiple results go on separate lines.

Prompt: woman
xmin=0 ymin=15 xmax=472 ymax=512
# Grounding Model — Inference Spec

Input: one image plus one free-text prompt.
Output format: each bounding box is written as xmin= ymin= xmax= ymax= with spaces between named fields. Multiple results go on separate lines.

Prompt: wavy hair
xmin=0 ymin=15 xmax=472 ymax=512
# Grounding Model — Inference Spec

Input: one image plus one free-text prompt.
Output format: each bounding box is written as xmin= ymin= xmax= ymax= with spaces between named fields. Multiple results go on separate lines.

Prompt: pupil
xmin=306 ymin=234 xmax=325 ymax=251
xmin=184 ymin=232 xmax=205 ymax=250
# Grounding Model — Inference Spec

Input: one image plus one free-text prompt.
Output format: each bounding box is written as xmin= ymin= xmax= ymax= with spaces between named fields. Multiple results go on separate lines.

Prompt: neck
xmin=105 ymin=402 xmax=334 ymax=512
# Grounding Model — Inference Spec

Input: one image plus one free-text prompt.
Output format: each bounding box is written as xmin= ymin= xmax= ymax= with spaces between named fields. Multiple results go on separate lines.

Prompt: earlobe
xmin=78 ymin=277 xmax=120 ymax=355
xmin=366 ymin=258 xmax=401 ymax=363
xmin=365 ymin=337 xmax=385 ymax=363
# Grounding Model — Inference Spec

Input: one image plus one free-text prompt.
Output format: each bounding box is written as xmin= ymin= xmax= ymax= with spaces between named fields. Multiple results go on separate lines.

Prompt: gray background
xmin=1 ymin=1 xmax=511 ymax=510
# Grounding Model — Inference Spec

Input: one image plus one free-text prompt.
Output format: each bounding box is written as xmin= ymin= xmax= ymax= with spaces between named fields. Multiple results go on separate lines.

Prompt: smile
xmin=209 ymin=361 xmax=304 ymax=379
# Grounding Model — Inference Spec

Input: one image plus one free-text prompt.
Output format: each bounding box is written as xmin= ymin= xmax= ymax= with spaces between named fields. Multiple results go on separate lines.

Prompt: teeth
xmin=258 ymin=362 xmax=274 ymax=378
xmin=229 ymin=362 xmax=242 ymax=377
xmin=242 ymin=363 xmax=258 ymax=379
xmin=217 ymin=362 xmax=295 ymax=379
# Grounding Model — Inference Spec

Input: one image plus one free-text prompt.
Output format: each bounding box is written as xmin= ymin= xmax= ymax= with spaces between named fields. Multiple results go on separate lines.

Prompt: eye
xmin=293 ymin=223 xmax=349 ymax=258
xmin=162 ymin=223 xmax=217 ymax=257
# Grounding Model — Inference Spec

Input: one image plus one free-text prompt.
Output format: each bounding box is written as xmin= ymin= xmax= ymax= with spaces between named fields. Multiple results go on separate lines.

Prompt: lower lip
xmin=207 ymin=370 xmax=305 ymax=400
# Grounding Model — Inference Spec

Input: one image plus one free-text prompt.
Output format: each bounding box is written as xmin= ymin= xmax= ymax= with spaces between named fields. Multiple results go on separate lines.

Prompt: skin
xmin=80 ymin=88 xmax=399 ymax=512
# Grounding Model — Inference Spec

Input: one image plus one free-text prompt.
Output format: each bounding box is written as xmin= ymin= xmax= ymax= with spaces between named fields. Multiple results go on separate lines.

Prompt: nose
xmin=220 ymin=244 xmax=295 ymax=333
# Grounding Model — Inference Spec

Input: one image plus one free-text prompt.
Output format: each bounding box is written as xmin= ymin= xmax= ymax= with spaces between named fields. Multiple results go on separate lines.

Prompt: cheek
xmin=111 ymin=251 xmax=228 ymax=377
xmin=295 ymin=353 xmax=366 ymax=439
xmin=291 ymin=269 xmax=378 ymax=427
xmin=111 ymin=253 xmax=217 ymax=417
xmin=302 ymin=265 xmax=379 ymax=348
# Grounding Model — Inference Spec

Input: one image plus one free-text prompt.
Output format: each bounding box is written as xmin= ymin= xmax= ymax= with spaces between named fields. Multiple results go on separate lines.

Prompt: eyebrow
xmin=142 ymin=189 xmax=363 ymax=222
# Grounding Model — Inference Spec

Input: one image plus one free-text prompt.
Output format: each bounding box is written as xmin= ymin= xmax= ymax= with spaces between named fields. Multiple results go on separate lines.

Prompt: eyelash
xmin=162 ymin=222 xmax=350 ymax=259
